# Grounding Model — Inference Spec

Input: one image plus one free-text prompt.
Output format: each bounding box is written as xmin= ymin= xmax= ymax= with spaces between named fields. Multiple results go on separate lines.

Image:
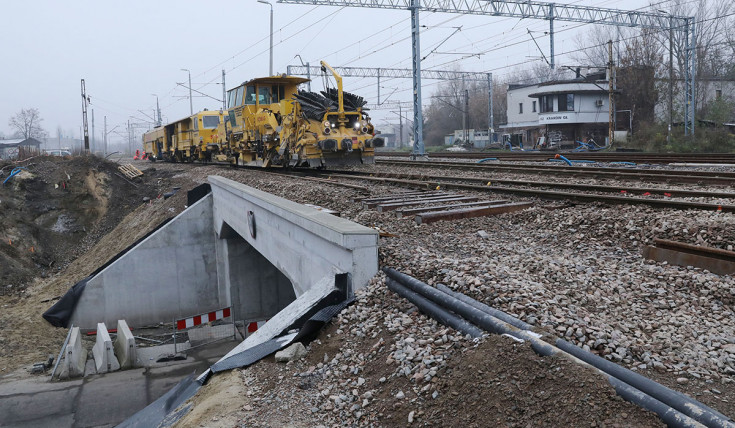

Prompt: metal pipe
xmin=49 ymin=325 xmax=73 ymax=381
xmin=384 ymin=268 xmax=732 ymax=428
xmin=555 ymin=339 xmax=733 ymax=428
xmin=434 ymin=283 xmax=532 ymax=330
xmin=386 ymin=278 xmax=483 ymax=338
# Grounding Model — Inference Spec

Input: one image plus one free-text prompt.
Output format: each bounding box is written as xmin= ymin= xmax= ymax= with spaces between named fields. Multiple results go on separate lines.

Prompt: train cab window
xmin=271 ymin=85 xmax=285 ymax=102
xmin=234 ymin=86 xmax=244 ymax=107
xmin=194 ymin=117 xmax=199 ymax=131
xmin=244 ymin=85 xmax=256 ymax=105
xmin=258 ymin=86 xmax=272 ymax=104
xmin=202 ymin=116 xmax=220 ymax=129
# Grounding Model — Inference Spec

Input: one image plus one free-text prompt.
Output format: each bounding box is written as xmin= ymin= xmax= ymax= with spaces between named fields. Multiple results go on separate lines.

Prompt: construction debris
xmin=118 ymin=163 xmax=143 ymax=179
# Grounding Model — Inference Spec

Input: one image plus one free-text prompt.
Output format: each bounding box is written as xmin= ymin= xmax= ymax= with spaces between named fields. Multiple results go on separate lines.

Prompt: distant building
xmin=0 ymin=138 xmax=43 ymax=160
xmin=501 ymin=69 xmax=615 ymax=149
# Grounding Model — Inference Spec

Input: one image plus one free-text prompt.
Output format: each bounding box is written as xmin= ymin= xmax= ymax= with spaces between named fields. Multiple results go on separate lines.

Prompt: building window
xmin=541 ymin=95 xmax=554 ymax=113
xmin=558 ymin=94 xmax=574 ymax=112
xmin=519 ymin=103 xmax=523 ymax=114
xmin=532 ymin=100 xmax=537 ymax=112
xmin=716 ymin=89 xmax=722 ymax=100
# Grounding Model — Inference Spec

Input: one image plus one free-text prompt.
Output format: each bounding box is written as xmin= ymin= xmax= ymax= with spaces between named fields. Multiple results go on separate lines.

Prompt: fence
xmin=173 ymin=307 xmax=236 ymax=353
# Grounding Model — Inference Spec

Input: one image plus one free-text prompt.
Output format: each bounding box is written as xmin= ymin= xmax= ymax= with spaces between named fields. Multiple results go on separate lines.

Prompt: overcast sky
xmin=1 ymin=0 xmax=650 ymax=144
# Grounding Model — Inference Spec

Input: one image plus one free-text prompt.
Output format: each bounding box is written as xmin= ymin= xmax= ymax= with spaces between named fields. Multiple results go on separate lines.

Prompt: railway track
xmin=375 ymin=159 xmax=735 ymax=186
xmin=315 ymin=169 xmax=735 ymax=213
xmin=153 ymin=161 xmax=735 ymax=213
xmin=377 ymin=150 xmax=735 ymax=164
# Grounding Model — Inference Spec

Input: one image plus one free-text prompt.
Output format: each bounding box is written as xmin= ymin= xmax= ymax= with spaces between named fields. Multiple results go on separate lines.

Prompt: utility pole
xmin=464 ymin=88 xmax=469 ymax=145
xmin=668 ymin=14 xmax=674 ymax=144
xmin=461 ymin=76 xmax=467 ymax=145
xmin=257 ymin=0 xmax=274 ymax=76
xmin=81 ymin=79 xmax=90 ymax=152
xmin=487 ymin=73 xmax=493 ymax=145
xmin=181 ymin=69 xmax=193 ymax=115
xmin=91 ymin=109 xmax=95 ymax=152
xmin=104 ymin=115 xmax=107 ymax=154
xmin=127 ymin=120 xmax=131 ymax=155
xmin=222 ymin=69 xmax=227 ymax=111
xmin=399 ymin=104 xmax=403 ymax=148
xmin=608 ymin=40 xmax=614 ymax=147
xmin=156 ymin=96 xmax=162 ymax=127
xmin=548 ymin=3 xmax=555 ymax=69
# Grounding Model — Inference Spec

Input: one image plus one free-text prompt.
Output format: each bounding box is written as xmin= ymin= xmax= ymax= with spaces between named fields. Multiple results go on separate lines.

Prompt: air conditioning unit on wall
xmin=595 ymin=99 xmax=604 ymax=107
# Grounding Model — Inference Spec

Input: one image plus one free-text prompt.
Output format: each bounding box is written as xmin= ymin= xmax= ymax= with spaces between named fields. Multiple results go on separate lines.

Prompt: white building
xmin=502 ymin=70 xmax=613 ymax=149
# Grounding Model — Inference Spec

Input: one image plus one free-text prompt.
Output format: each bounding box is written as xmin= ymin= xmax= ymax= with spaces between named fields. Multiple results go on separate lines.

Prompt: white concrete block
xmin=113 ymin=320 xmax=137 ymax=369
xmin=58 ymin=327 xmax=87 ymax=379
xmin=92 ymin=323 xmax=120 ymax=373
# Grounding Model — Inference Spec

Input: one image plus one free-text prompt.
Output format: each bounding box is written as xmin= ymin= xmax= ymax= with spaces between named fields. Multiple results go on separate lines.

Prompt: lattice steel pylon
xmin=280 ymin=0 xmax=697 ymax=149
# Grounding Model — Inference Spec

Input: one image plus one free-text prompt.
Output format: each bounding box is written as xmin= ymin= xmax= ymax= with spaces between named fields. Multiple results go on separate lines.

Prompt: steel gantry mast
xmin=279 ymin=0 xmax=696 ymax=142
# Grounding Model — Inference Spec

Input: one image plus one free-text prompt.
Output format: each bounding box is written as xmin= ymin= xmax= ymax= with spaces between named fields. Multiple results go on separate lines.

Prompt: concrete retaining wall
xmin=209 ymin=176 xmax=379 ymax=297
xmin=70 ymin=194 xmax=222 ymax=330
xmin=65 ymin=176 xmax=379 ymax=334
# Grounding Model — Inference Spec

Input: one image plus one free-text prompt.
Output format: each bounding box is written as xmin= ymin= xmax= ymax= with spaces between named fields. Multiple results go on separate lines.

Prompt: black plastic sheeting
xmin=210 ymin=287 xmax=354 ymax=374
xmin=187 ymin=183 xmax=211 ymax=206
xmin=116 ymin=374 xmax=202 ymax=428
xmin=42 ymin=216 xmax=175 ymax=328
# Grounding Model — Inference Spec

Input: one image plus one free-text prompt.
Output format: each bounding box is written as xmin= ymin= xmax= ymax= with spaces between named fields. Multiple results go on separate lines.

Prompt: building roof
xmin=0 ymin=138 xmax=43 ymax=147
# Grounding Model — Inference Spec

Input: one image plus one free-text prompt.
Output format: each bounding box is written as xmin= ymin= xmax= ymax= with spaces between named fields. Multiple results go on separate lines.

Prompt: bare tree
xmin=8 ymin=108 xmax=47 ymax=139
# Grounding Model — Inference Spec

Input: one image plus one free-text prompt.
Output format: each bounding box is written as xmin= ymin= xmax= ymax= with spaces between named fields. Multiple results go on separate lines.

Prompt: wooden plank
xmin=396 ymin=200 xmax=509 ymax=217
xmin=415 ymin=202 xmax=533 ymax=225
xmin=377 ymin=196 xmax=479 ymax=212
xmin=117 ymin=164 xmax=143 ymax=179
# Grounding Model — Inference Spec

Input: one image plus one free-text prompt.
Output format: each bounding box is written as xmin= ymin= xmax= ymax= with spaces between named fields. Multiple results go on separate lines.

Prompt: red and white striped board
xmin=246 ymin=320 xmax=267 ymax=335
xmin=176 ymin=307 xmax=231 ymax=330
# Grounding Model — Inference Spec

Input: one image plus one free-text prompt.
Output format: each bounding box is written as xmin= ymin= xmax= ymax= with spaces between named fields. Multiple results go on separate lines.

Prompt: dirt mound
xmin=0 ymin=158 xmax=194 ymax=374
xmin=0 ymin=157 xmax=161 ymax=295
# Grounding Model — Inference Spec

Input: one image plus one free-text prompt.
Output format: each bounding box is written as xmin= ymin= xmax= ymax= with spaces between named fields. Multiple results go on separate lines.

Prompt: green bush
xmin=628 ymin=122 xmax=735 ymax=153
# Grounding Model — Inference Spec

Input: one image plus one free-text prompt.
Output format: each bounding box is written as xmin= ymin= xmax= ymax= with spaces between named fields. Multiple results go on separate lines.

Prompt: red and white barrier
xmin=246 ymin=320 xmax=267 ymax=334
xmin=176 ymin=307 xmax=231 ymax=330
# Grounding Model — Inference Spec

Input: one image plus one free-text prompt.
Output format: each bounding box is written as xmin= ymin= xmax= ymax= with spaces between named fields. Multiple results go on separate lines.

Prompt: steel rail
xmin=366 ymin=171 xmax=735 ymax=199
xmin=378 ymin=151 xmax=735 ymax=164
xmin=325 ymin=171 xmax=735 ymax=213
xmin=375 ymin=160 xmax=735 ymax=185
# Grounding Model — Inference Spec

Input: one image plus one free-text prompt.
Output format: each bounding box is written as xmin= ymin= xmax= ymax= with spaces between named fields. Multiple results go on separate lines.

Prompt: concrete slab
xmin=0 ymin=339 xmax=237 ymax=428
xmin=114 ymin=320 xmax=137 ymax=369
xmin=136 ymin=343 xmax=192 ymax=368
xmin=74 ymin=369 xmax=148 ymax=427
xmin=0 ymin=388 xmax=78 ymax=427
xmin=92 ymin=323 xmax=120 ymax=374
xmin=215 ymin=272 xmax=338 ymax=364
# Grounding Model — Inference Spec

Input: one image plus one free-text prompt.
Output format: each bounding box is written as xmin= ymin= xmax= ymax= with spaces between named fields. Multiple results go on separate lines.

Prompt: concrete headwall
xmin=66 ymin=176 xmax=379 ymax=332
xmin=70 ymin=194 xmax=222 ymax=330
xmin=209 ymin=176 xmax=379 ymax=297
